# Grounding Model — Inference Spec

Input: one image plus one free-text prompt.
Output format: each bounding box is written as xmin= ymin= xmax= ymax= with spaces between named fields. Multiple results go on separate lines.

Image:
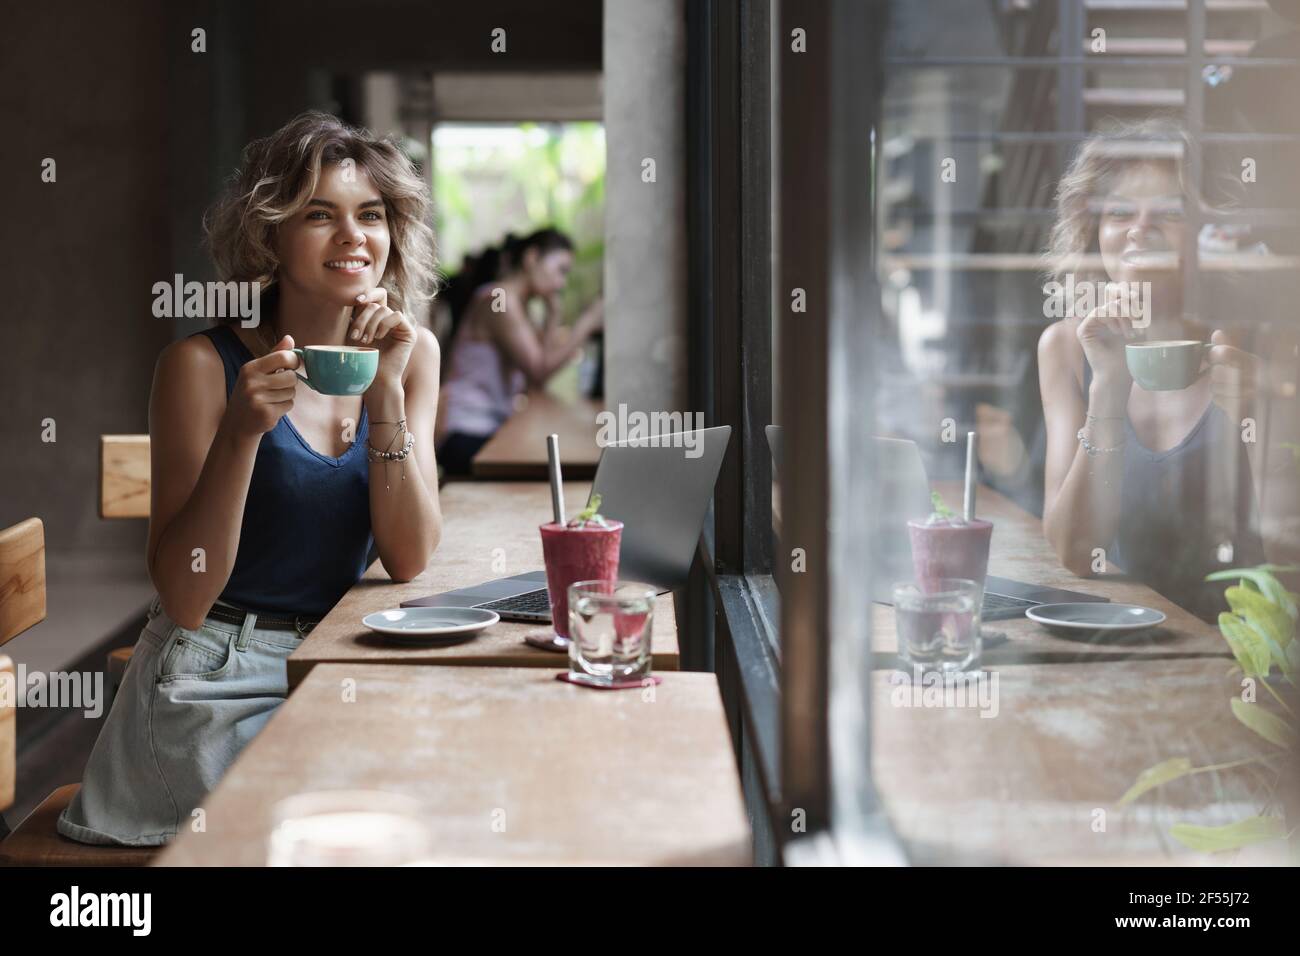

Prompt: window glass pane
xmin=844 ymin=0 xmax=1300 ymax=864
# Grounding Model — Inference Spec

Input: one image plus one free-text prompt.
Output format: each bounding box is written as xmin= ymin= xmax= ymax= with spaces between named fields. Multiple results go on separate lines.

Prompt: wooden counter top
xmin=156 ymin=665 xmax=750 ymax=866
xmin=287 ymin=481 xmax=678 ymax=689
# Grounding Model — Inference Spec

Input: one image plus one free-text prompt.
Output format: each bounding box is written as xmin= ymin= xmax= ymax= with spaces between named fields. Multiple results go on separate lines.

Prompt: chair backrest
xmin=0 ymin=518 xmax=46 ymax=648
xmin=101 ymin=434 xmax=151 ymax=518
xmin=0 ymin=517 xmax=43 ymax=816
xmin=1 ymin=654 xmax=13 ymax=812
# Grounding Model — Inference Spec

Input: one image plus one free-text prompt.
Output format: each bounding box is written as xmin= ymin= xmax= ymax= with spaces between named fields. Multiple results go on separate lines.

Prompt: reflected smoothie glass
xmin=907 ymin=517 xmax=993 ymax=594
xmin=908 ymin=515 xmax=993 ymax=647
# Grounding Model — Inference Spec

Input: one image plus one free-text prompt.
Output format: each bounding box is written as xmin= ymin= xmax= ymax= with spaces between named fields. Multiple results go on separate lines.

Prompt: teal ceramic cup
xmin=292 ymin=346 xmax=378 ymax=395
xmin=1125 ymin=340 xmax=1209 ymax=391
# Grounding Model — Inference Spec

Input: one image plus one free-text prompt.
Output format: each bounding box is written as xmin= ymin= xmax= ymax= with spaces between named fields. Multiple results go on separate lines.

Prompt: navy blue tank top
xmin=193 ymin=325 xmax=373 ymax=617
xmin=1081 ymin=360 xmax=1265 ymax=621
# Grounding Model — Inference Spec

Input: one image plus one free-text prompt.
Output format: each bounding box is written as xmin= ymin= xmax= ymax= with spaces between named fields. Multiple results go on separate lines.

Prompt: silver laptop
xmin=765 ymin=426 xmax=1106 ymax=619
xmin=404 ymin=426 xmax=732 ymax=621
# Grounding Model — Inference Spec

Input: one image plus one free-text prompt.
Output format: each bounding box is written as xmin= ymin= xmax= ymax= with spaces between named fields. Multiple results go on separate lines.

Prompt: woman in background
xmin=436 ymin=228 xmax=604 ymax=475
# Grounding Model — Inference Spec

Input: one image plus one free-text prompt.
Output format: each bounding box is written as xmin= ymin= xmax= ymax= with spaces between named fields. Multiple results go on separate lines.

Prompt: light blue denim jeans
xmin=57 ymin=595 xmax=304 ymax=846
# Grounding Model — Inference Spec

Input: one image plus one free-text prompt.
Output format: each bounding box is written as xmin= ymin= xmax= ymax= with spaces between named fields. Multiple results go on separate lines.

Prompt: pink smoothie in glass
xmin=539 ymin=520 xmax=623 ymax=638
xmin=907 ymin=517 xmax=993 ymax=594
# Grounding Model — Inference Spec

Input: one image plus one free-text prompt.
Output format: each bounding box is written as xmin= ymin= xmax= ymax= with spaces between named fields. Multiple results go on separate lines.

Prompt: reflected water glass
xmin=893 ymin=578 xmax=981 ymax=673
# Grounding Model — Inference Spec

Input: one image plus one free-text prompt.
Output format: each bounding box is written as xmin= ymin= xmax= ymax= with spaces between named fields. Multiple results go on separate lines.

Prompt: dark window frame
xmin=691 ymin=0 xmax=907 ymax=865
xmin=687 ymin=0 xmax=784 ymax=863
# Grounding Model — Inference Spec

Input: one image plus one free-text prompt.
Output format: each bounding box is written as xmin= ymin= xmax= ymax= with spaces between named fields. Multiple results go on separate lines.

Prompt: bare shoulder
xmin=1037 ymin=318 xmax=1083 ymax=389
xmin=402 ymin=325 xmax=442 ymax=392
xmin=154 ymin=333 xmax=225 ymax=392
xmin=411 ymin=325 xmax=441 ymax=371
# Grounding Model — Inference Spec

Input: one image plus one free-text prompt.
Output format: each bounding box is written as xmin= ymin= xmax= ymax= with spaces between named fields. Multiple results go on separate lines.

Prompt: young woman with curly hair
xmin=59 ymin=111 xmax=442 ymax=846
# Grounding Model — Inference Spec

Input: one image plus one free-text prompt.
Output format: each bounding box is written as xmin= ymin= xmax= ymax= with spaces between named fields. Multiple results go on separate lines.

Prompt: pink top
xmin=438 ymin=287 xmax=526 ymax=439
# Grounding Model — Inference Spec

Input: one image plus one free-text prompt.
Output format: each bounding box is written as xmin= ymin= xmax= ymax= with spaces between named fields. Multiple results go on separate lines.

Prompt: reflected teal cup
xmin=1125 ymin=340 xmax=1209 ymax=391
xmin=292 ymin=346 xmax=378 ymax=395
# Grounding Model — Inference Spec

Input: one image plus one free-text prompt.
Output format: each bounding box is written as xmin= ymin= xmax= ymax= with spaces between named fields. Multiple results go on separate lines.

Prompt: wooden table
xmin=287 ymin=481 xmax=679 ymax=689
xmin=871 ymin=481 xmax=1231 ymax=666
xmin=472 ymin=392 xmax=604 ymax=479
xmin=156 ymin=665 xmax=750 ymax=866
xmin=872 ymin=656 xmax=1287 ymax=864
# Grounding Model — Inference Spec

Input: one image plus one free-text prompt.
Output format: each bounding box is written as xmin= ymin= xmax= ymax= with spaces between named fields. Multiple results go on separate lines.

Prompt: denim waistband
xmin=147 ymin=595 xmax=312 ymax=650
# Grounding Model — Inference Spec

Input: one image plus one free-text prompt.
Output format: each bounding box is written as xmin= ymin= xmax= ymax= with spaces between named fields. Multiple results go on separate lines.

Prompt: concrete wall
xmin=0 ymin=1 xmax=172 ymax=553
xmin=603 ymin=0 xmax=689 ymax=418
xmin=0 ymin=0 xmax=614 ymax=554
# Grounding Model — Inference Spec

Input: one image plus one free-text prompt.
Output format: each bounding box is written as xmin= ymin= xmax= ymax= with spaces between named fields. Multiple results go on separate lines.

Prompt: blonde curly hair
xmin=204 ymin=110 xmax=436 ymax=319
xmin=1043 ymin=115 xmax=1195 ymax=285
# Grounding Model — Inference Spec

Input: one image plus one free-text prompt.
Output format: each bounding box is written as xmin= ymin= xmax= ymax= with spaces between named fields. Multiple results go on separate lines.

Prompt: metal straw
xmin=964 ymin=430 xmax=978 ymax=522
xmin=547 ymin=433 xmax=565 ymax=525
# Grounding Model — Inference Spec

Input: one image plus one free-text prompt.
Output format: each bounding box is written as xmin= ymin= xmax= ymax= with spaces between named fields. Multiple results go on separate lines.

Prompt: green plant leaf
xmin=1219 ymin=613 xmax=1273 ymax=677
xmin=1206 ymin=565 xmax=1299 ymax=621
xmin=1169 ymin=816 xmax=1286 ymax=853
xmin=1229 ymin=697 xmax=1295 ymax=748
xmin=1225 ymin=585 xmax=1295 ymax=676
xmin=1118 ymin=757 xmax=1194 ymax=805
xmin=930 ymin=491 xmax=954 ymax=520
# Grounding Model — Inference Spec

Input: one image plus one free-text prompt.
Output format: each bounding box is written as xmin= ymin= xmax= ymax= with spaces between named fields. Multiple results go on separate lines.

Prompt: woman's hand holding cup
xmin=224 ymin=334 xmax=300 ymax=437
xmin=1208 ymin=328 xmax=1260 ymax=425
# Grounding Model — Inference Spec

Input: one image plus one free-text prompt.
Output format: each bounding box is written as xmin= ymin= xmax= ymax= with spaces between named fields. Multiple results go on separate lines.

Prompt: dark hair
xmin=442 ymin=226 xmax=574 ymax=339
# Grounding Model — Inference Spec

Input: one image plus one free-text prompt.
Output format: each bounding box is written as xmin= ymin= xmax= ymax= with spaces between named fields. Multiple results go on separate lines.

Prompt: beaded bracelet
xmin=367 ymin=418 xmax=414 ymax=489
xmin=367 ymin=432 xmax=414 ymax=462
xmin=1077 ymin=425 xmax=1124 ymax=458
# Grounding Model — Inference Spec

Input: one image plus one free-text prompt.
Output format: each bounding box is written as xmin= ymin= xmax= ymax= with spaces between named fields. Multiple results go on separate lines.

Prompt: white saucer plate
xmin=1025 ymin=602 xmax=1166 ymax=633
xmin=361 ymin=607 xmax=500 ymax=644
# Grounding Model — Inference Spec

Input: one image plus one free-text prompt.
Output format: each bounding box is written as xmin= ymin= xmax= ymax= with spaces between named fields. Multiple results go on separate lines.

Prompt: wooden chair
xmin=99 ymin=434 xmax=150 ymax=703
xmin=100 ymin=435 xmax=150 ymax=519
xmin=0 ymin=517 xmax=157 ymax=866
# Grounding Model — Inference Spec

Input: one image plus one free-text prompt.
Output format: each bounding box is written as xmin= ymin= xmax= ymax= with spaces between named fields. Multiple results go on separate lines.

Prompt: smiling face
xmin=1098 ymin=162 xmax=1187 ymax=287
xmin=275 ymin=163 xmax=391 ymax=304
xmin=521 ymin=246 xmax=574 ymax=297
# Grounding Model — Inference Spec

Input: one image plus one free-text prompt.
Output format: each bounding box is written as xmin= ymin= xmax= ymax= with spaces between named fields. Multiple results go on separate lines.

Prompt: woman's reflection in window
xmin=1037 ymin=117 xmax=1281 ymax=621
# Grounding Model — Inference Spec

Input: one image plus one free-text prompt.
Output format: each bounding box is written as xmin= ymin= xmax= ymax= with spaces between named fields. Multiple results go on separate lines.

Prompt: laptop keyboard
xmin=982 ymin=591 xmax=1037 ymax=614
xmin=477 ymin=588 xmax=552 ymax=617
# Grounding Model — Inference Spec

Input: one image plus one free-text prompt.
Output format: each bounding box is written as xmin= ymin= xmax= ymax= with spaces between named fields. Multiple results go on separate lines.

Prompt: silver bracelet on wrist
xmin=1077 ymin=425 xmax=1124 ymax=458
xmin=367 ymin=432 xmax=414 ymax=462
xmin=367 ymin=419 xmax=414 ymax=489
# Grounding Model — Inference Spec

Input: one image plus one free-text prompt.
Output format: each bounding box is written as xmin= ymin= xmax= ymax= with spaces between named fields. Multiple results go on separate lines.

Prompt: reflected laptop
xmin=764 ymin=426 xmax=1107 ymax=621
xmin=404 ymin=426 xmax=732 ymax=621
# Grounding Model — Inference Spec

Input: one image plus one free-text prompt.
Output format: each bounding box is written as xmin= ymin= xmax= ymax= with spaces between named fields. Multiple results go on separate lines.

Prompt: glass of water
xmin=267 ymin=790 xmax=433 ymax=866
xmin=567 ymin=580 xmax=657 ymax=685
xmin=893 ymin=578 xmax=981 ymax=673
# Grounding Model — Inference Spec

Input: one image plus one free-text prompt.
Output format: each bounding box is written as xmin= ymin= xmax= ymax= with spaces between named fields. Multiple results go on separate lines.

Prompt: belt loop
xmin=236 ymin=608 xmax=259 ymax=650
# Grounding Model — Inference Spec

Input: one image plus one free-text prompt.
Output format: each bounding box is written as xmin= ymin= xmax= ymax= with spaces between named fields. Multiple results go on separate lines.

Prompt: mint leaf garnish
xmin=569 ymin=493 xmax=609 ymax=528
xmin=930 ymin=490 xmax=955 ymax=520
